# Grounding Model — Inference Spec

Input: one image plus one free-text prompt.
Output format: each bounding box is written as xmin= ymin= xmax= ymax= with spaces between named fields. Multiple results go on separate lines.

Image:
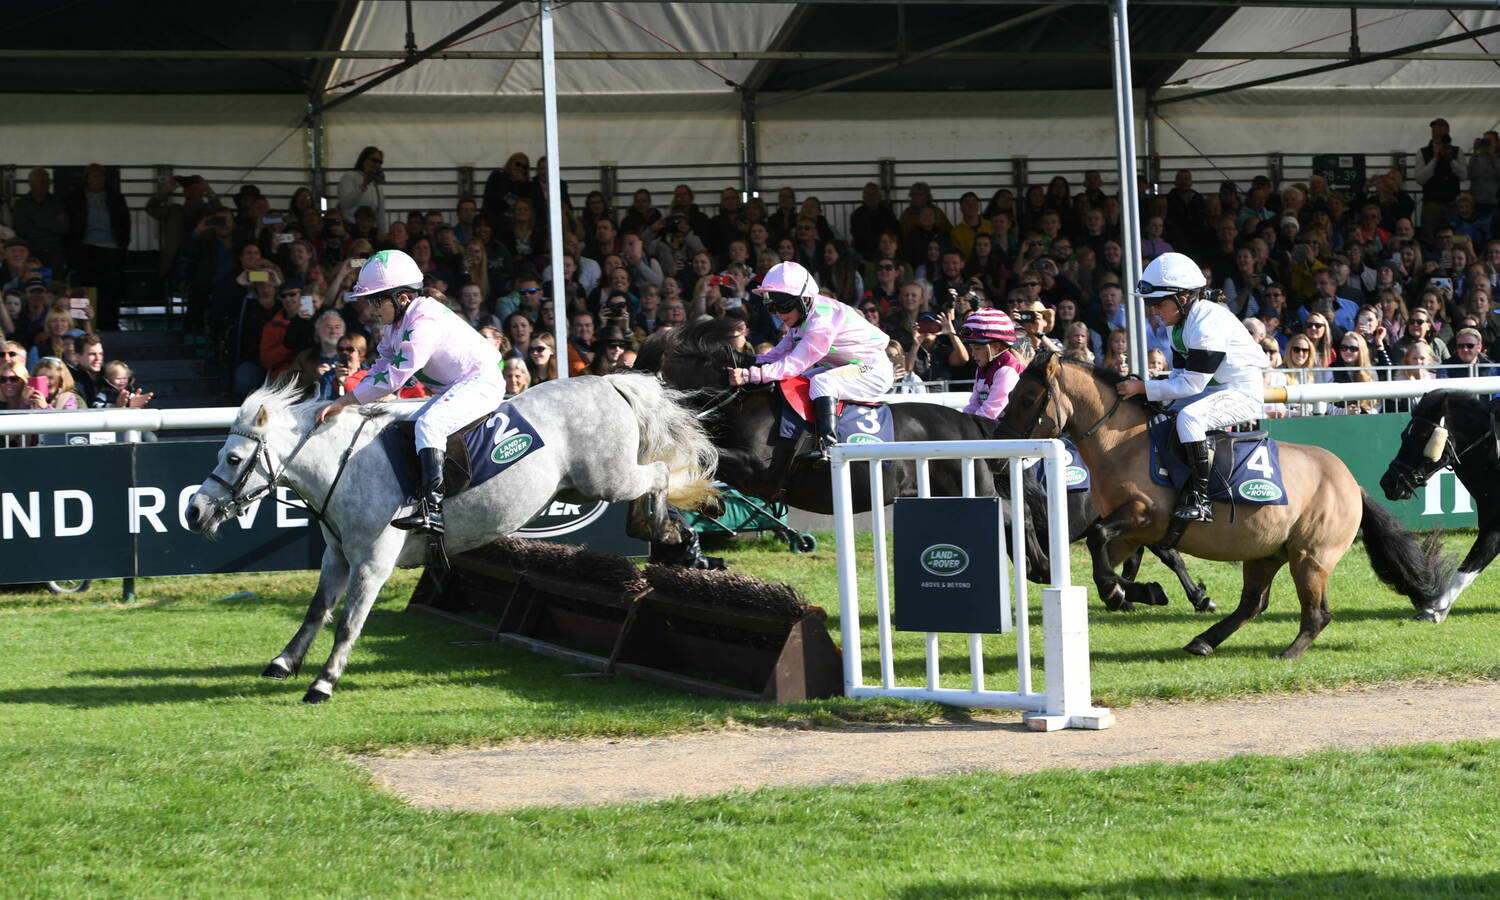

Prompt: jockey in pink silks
xmin=316 ymin=249 xmax=504 ymax=535
xmin=728 ymin=261 xmax=893 ymax=461
xmin=957 ymin=307 xmax=1026 ymax=426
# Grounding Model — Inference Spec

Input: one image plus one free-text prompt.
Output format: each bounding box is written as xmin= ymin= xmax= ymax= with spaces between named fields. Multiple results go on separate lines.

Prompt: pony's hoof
xmin=1101 ymin=583 xmax=1128 ymax=612
xmin=1143 ymin=582 xmax=1170 ymax=607
xmin=261 ymin=662 xmax=291 ymax=680
xmin=302 ymin=688 xmax=332 ymax=705
xmin=1413 ymin=607 xmax=1447 ymax=623
xmin=1194 ymin=597 xmax=1217 ymax=614
xmin=1183 ymin=639 xmax=1215 ymax=656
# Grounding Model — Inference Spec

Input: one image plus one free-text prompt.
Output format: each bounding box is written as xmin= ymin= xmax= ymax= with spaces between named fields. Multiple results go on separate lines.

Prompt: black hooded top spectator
xmin=708 ymin=187 xmax=745 ymax=257
xmin=482 ymin=152 xmax=543 ymax=232
xmin=850 ymin=182 xmax=901 ymax=261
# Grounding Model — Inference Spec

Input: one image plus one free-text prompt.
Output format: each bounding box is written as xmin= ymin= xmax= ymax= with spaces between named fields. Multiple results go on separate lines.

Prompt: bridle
xmin=202 ymin=414 xmax=376 ymax=539
xmin=1386 ymin=408 xmax=1497 ymax=494
xmin=995 ymin=351 xmax=1124 ymax=442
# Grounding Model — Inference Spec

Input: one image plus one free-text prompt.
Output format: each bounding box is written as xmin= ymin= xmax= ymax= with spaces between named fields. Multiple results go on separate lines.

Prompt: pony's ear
xmin=255 ymin=406 xmax=269 ymax=429
xmin=1043 ymin=349 xmax=1060 ymax=378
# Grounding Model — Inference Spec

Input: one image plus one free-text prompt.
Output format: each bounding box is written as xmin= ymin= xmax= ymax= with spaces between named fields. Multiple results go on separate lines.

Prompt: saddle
xmin=1146 ymin=411 xmax=1287 ymax=506
xmin=380 ymin=400 xmax=549 ymax=501
xmin=774 ymin=376 xmax=894 ymax=444
xmin=380 ymin=416 xmax=486 ymax=499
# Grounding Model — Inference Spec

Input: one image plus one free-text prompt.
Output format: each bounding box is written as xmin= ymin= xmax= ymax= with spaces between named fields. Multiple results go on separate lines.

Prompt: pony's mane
xmin=1416 ymin=389 xmax=1488 ymax=421
xmin=1047 ymin=352 xmax=1149 ymax=407
xmin=667 ymin=318 xmax=756 ymax=370
xmin=238 ymin=377 xmax=313 ymax=427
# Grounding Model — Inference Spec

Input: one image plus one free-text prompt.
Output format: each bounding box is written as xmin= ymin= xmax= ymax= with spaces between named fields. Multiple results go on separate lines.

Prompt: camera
xmin=1012 ymin=310 xmax=1037 ymax=324
xmin=916 ymin=313 xmax=942 ymax=334
xmin=707 ymin=274 xmax=733 ymax=288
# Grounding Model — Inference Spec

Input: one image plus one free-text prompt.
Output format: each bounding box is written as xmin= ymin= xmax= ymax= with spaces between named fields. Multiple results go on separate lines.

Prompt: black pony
xmin=1381 ymin=389 xmax=1499 ymax=621
xmin=641 ymin=319 xmax=1212 ymax=612
xmin=639 ymin=318 xmax=997 ymax=513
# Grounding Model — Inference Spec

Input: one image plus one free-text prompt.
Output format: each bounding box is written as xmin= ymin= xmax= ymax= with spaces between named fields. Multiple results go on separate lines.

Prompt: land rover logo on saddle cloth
xmin=1238 ymin=478 xmax=1284 ymax=502
xmin=919 ymin=544 xmax=970 ymax=577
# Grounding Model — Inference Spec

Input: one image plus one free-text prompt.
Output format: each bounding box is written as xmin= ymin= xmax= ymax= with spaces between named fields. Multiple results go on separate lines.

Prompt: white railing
xmin=830 ymin=438 xmax=1112 ymax=732
xmin=0 ymin=399 xmax=428 ymax=439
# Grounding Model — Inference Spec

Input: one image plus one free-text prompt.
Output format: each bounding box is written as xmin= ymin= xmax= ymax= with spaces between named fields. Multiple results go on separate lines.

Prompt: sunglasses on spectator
xmin=861 ymin=307 xmax=879 ymax=314
xmin=528 ymin=346 xmax=550 ymax=354
xmin=1410 ymin=318 xmax=1429 ymax=325
xmin=1020 ymin=281 xmax=1040 ymax=287
xmin=517 ymin=287 xmax=541 ymax=294
xmin=1290 ymin=347 xmax=1311 ymax=354
xmin=1339 ymin=344 xmax=1360 ymax=352
xmin=1 ymin=350 xmax=19 ymax=357
xmin=1457 ymin=342 xmax=1480 ymax=349
xmin=876 ymin=264 xmax=896 ymax=271
xmin=0 ymin=375 xmax=21 ymax=383
xmin=1305 ymin=322 xmax=1326 ymax=329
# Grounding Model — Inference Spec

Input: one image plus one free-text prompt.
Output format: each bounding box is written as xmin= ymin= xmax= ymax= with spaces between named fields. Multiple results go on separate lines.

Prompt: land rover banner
xmin=893 ymin=497 xmax=1008 ymax=634
xmin=0 ymin=441 xmax=644 ymax=585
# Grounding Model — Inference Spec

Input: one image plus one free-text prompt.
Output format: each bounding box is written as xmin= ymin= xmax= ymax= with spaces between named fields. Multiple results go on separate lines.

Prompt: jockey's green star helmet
xmin=349 ymin=249 xmax=424 ymax=305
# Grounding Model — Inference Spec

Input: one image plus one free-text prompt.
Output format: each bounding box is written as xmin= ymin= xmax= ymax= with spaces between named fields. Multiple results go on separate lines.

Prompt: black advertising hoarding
xmin=893 ymin=497 xmax=1008 ymax=634
xmin=1 ymin=442 xmax=645 ymax=584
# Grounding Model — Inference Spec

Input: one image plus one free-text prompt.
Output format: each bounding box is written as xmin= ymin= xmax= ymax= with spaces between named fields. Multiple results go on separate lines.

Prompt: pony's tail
xmin=1360 ymin=491 xmax=1454 ymax=612
xmin=606 ymin=373 xmax=720 ymax=511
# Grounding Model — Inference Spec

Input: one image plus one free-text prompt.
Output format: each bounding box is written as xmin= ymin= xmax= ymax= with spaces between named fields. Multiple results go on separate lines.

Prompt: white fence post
xmin=830 ymin=438 xmax=1114 ymax=732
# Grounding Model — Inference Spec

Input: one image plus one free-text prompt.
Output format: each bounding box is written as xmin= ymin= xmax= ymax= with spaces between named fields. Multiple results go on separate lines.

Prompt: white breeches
xmin=807 ymin=356 xmax=894 ymax=402
xmin=413 ymin=373 xmax=508 ymax=451
xmin=1174 ymin=389 xmax=1264 ymax=443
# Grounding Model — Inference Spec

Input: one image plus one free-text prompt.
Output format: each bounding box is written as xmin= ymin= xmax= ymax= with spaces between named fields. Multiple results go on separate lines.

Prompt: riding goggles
xmin=763 ymin=290 xmax=803 ymax=313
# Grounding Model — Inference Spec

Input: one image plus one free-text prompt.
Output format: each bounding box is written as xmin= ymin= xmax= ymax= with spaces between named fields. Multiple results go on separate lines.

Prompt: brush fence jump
xmin=831 ymin=439 xmax=1113 ymax=731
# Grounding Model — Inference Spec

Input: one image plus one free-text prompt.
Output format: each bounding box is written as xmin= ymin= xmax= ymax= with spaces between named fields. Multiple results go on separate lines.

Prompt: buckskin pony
xmin=997 ymin=349 xmax=1451 ymax=657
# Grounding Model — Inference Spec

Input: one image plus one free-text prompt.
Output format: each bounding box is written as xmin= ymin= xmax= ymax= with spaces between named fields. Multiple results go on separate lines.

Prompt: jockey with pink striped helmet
xmin=728 ymin=261 xmax=893 ymax=461
xmin=958 ymin=307 xmax=1026 ymax=421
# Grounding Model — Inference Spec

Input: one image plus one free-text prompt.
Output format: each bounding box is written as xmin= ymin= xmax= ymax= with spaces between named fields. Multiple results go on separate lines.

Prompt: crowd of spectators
xmin=7 ymin=116 xmax=1500 ymax=437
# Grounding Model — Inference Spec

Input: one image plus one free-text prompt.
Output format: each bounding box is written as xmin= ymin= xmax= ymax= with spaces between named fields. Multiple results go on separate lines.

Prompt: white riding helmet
xmin=349 ymin=249 xmax=424 ymax=299
xmin=754 ymin=261 xmax=820 ymax=315
xmin=1135 ymin=251 xmax=1207 ymax=301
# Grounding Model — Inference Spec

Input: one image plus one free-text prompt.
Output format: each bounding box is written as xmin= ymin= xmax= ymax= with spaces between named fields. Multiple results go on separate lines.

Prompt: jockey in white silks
xmin=1114 ymin=251 xmax=1267 ymax=523
xmin=728 ymin=261 xmax=893 ymax=462
xmin=316 ymin=249 xmax=504 ymax=535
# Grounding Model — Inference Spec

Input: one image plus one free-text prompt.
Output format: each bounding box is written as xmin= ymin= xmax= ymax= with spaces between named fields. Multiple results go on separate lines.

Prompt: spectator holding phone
xmin=24 ymin=357 xmax=83 ymax=410
xmin=292 ymin=310 xmax=348 ymax=400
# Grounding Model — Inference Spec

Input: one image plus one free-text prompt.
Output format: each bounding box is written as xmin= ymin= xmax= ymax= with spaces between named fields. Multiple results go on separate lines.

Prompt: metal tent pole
xmin=1111 ymin=0 xmax=1147 ymax=376
xmin=540 ymin=0 xmax=568 ymax=379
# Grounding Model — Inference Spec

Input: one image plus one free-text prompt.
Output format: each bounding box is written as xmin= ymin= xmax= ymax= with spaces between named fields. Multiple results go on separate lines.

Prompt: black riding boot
xmin=798 ymin=396 xmax=839 ymax=462
xmin=393 ymin=447 xmax=445 ymax=535
xmin=1173 ymin=440 xmax=1214 ymax=523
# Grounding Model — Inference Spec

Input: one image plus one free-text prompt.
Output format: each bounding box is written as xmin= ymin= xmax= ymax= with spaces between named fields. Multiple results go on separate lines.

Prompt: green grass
xmin=2 ymin=533 xmax=1498 ymax=896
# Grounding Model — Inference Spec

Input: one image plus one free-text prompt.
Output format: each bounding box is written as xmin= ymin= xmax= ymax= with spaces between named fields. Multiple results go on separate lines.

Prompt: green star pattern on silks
xmin=392 ymin=349 xmax=408 ymax=367
xmin=372 ymin=371 xmax=389 ymax=385
xmin=402 ymin=328 xmax=414 ymax=342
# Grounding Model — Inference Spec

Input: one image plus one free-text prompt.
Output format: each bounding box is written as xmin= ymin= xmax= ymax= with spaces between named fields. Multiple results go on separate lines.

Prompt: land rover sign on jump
xmin=893 ymin=497 xmax=1008 ymax=634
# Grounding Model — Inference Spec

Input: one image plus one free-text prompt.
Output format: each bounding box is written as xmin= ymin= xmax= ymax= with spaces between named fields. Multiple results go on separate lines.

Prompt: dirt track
xmin=359 ymin=679 xmax=1500 ymax=811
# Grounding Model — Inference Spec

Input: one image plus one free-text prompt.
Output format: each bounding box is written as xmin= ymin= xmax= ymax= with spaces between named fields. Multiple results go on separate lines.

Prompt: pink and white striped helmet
xmin=958 ymin=307 xmax=1017 ymax=344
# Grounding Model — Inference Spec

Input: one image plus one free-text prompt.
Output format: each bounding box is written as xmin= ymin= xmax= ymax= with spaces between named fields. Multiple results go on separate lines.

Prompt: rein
xmin=1000 ymin=357 xmax=1126 ymax=442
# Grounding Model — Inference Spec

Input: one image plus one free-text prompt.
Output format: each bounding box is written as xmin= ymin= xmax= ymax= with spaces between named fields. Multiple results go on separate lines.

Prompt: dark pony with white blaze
xmin=185 ymin=374 xmax=717 ymax=703
xmin=1381 ymin=389 xmax=1500 ymax=621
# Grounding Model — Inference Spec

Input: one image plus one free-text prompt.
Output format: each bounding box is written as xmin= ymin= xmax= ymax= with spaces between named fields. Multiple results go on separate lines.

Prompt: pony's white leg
xmin=263 ymin=542 xmax=350 ymax=680
xmin=597 ymin=460 xmax=673 ymax=540
xmin=1423 ymin=569 xmax=1480 ymax=622
xmin=303 ymin=544 xmax=401 ymax=703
